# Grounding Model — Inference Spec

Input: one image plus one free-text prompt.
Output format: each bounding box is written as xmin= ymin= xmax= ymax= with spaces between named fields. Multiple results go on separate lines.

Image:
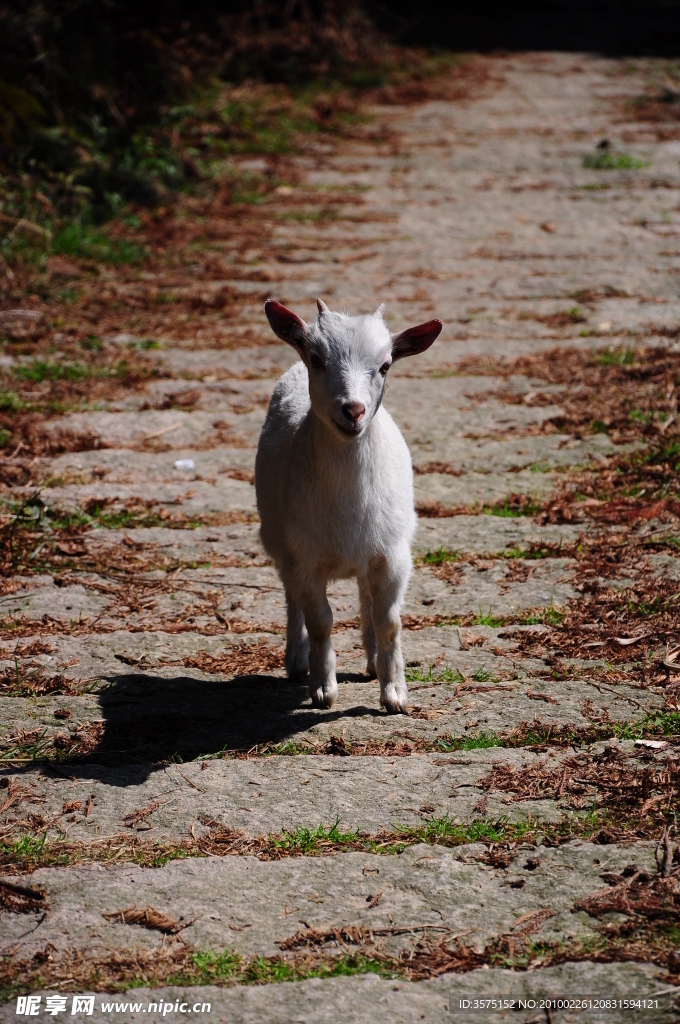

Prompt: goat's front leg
xmin=358 ymin=575 xmax=377 ymax=679
xmin=368 ymin=549 xmax=410 ymax=714
xmin=296 ymin=584 xmax=337 ymax=708
xmin=284 ymin=590 xmax=309 ymax=680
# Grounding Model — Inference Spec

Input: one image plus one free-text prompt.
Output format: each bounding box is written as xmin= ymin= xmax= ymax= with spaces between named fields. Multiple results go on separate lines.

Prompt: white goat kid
xmin=255 ymin=298 xmax=442 ymax=713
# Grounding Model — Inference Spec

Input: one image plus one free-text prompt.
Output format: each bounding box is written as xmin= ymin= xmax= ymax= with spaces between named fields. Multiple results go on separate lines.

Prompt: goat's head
xmin=264 ymin=298 xmax=442 ymax=441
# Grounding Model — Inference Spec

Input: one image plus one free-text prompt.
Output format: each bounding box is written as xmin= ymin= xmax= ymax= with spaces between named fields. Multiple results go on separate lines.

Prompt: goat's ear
xmin=264 ymin=300 xmax=308 ymax=350
xmin=391 ymin=319 xmax=443 ymax=361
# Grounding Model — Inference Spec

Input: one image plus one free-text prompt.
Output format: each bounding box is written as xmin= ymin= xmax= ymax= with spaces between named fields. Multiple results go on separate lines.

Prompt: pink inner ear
xmin=265 ymin=300 xmax=307 ymax=346
xmin=392 ymin=318 xmax=443 ymax=360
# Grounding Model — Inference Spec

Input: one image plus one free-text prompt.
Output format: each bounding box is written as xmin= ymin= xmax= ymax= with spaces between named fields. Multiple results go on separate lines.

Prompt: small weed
xmin=13 ymin=360 xmax=98 ymax=383
xmin=421 ymin=546 xmax=459 ymax=565
xmin=258 ymin=739 xmax=309 ymax=757
xmin=0 ymin=834 xmax=47 ymax=871
xmin=543 ymin=599 xmax=565 ymax=626
xmin=0 ymin=391 xmax=25 ymax=411
xmin=591 ymin=347 xmax=635 ymax=366
xmin=184 ymin=947 xmax=392 ymax=987
xmin=485 ymin=499 xmax=542 ymax=518
xmin=271 ymin=818 xmax=359 ymax=855
xmin=499 ymin=546 xmax=554 ymax=560
xmin=405 ymin=664 xmax=465 ymax=684
xmin=471 ymin=666 xmax=495 ymax=683
xmin=80 ymin=335 xmax=102 ymax=351
xmin=190 ymin=949 xmax=242 ymax=983
xmin=437 ymin=732 xmax=504 ymax=751
xmin=583 ymin=151 xmax=648 ymax=170
xmin=394 ymin=813 xmax=513 ymax=845
xmin=474 ymin=608 xmax=503 ymax=628
xmin=517 ymin=599 xmax=564 ymax=627
xmin=629 ymin=408 xmax=653 ymax=424
xmin=51 ymin=223 xmax=145 ymax=264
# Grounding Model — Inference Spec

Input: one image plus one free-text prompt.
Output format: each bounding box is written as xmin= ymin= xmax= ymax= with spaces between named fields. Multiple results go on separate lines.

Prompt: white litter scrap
xmin=634 ymin=739 xmax=669 ymax=751
xmin=174 ymin=459 xmax=195 ymax=471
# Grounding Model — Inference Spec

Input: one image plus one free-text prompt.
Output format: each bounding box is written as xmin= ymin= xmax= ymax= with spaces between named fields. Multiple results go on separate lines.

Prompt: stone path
xmin=3 ymin=52 xmax=680 ymax=1020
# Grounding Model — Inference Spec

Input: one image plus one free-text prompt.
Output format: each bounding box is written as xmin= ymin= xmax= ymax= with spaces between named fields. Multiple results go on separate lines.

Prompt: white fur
xmin=255 ymin=300 xmax=441 ymax=713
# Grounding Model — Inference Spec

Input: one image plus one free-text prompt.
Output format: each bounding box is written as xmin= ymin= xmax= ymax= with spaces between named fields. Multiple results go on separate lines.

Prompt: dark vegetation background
xmin=375 ymin=1 xmax=680 ymax=56
xmin=0 ymin=1 xmax=679 ymax=245
xmin=0 ymin=1 xmax=422 ymax=227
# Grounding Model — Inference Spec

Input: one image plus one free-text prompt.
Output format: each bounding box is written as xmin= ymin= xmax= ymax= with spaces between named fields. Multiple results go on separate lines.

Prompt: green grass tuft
xmin=421 ymin=546 xmax=459 ymax=565
xmin=473 ymin=607 xmax=503 ymax=627
xmin=271 ymin=818 xmax=359 ymax=855
xmin=13 ymin=360 xmax=98 ymax=383
xmin=583 ymin=151 xmax=647 ymax=170
xmin=406 ymin=664 xmax=465 ymax=684
xmin=0 ymin=391 xmax=25 ymax=411
xmin=591 ymin=346 xmax=635 ymax=366
xmin=51 ymin=223 xmax=145 ymax=264
xmin=500 ymin=545 xmax=555 ymax=560
xmin=436 ymin=732 xmax=504 ymax=751
xmin=184 ymin=947 xmax=393 ymax=987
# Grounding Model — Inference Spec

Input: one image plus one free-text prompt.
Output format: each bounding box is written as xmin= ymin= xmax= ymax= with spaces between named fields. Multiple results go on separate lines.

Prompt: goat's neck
xmin=309 ymin=409 xmax=376 ymax=467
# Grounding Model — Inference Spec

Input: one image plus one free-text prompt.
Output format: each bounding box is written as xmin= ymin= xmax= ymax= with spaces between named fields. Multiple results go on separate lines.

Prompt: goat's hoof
xmin=380 ymin=683 xmax=409 ymax=714
xmin=366 ymin=661 xmax=377 ymax=680
xmin=285 ymin=648 xmax=309 ymax=680
xmin=309 ymin=682 xmax=338 ymax=709
xmin=286 ymin=663 xmax=309 ymax=682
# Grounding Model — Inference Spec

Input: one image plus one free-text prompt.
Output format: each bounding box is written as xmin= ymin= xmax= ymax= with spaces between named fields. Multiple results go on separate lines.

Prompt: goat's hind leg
xmin=368 ymin=551 xmax=410 ymax=714
xmin=296 ymin=584 xmax=337 ymax=709
xmin=284 ymin=590 xmax=309 ymax=680
xmin=358 ymin=575 xmax=377 ymax=679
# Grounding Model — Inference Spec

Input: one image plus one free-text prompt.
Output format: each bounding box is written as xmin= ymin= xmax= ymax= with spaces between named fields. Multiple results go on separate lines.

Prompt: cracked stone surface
xmin=2 ymin=52 xmax=680 ymax=1016
xmin=0 ymin=963 xmax=675 ymax=1024
xmin=0 ymin=842 xmax=659 ymax=959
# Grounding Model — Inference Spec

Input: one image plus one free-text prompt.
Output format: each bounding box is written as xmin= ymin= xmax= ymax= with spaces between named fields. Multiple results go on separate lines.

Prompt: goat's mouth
xmin=333 ymin=418 xmax=364 ymax=438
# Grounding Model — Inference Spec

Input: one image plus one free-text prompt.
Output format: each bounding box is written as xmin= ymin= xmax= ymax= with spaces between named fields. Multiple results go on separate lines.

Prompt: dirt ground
xmin=3 ymin=51 xmax=680 ymax=1021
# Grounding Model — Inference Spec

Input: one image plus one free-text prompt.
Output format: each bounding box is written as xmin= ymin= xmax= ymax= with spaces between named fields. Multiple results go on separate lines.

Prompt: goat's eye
xmin=310 ymin=352 xmax=324 ymax=370
xmin=379 ymin=361 xmax=390 ymax=377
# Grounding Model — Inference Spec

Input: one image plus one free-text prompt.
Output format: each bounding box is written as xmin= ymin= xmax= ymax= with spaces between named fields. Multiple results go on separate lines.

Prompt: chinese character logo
xmin=71 ymin=996 xmax=95 ymax=1016
xmin=45 ymin=995 xmax=68 ymax=1016
xmin=16 ymin=996 xmax=41 ymax=1016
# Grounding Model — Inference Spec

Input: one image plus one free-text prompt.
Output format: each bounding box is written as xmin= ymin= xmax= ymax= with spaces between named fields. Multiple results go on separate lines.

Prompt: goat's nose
xmin=342 ymin=401 xmax=365 ymax=424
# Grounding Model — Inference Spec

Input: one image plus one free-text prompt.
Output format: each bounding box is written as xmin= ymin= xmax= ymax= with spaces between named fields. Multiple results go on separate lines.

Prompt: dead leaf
xmin=510 ymin=907 xmax=556 ymax=932
xmin=664 ymin=645 xmax=680 ymax=670
xmin=526 ymin=689 xmax=559 ymax=705
xmin=55 ymin=542 xmax=87 ymax=556
xmin=122 ymin=799 xmax=162 ymax=828
xmin=61 ymin=801 xmax=82 ymax=814
xmin=614 ymin=634 xmax=650 ymax=646
xmin=102 ymin=905 xmax=195 ymax=934
xmin=0 ymin=879 xmax=47 ymax=913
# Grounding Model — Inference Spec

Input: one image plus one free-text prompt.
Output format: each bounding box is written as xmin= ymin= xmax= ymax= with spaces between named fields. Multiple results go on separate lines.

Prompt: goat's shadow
xmin=66 ymin=671 xmax=382 ymax=784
